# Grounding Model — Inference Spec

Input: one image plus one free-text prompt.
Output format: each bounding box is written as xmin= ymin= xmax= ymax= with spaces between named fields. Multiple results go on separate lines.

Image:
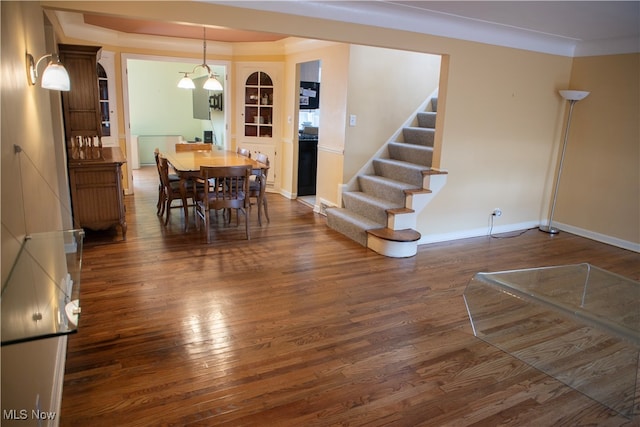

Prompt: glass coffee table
xmin=464 ymin=263 xmax=639 ymax=418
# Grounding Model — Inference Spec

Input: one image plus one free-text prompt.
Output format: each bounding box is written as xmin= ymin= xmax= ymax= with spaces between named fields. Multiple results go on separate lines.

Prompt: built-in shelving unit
xmin=237 ymin=64 xmax=281 ymax=187
xmin=244 ymin=71 xmax=274 ymax=138
xmin=1 ymin=230 xmax=85 ymax=346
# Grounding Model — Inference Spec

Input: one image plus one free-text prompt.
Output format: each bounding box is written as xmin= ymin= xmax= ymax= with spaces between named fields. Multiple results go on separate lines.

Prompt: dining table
xmin=157 ymin=142 xmax=269 ymax=230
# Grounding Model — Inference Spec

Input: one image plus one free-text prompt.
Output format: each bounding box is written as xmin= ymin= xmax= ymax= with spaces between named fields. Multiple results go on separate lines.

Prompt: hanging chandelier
xmin=177 ymin=27 xmax=223 ymax=91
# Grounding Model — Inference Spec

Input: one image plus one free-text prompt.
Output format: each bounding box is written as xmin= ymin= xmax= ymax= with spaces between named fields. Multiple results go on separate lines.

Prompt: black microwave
xmin=300 ymin=81 xmax=320 ymax=110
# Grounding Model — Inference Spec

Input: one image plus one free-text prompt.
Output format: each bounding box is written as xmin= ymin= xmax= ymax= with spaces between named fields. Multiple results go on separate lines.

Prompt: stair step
xmin=367 ymin=227 xmax=421 ymax=242
xmin=416 ymin=112 xmax=436 ymax=129
xmin=326 ymin=207 xmax=383 ymax=247
xmin=373 ymin=158 xmax=427 ymax=187
xmin=358 ymin=175 xmax=418 ymax=206
xmin=388 ymin=207 xmax=415 ymax=215
xmin=388 ymin=142 xmax=433 ymax=166
xmin=423 ymin=168 xmax=448 ymax=176
xmin=431 ymin=97 xmax=438 ymax=112
xmin=343 ymin=191 xmax=402 ymax=225
xmin=405 ymin=188 xmax=433 ymax=197
xmin=402 ymin=127 xmax=435 ymax=147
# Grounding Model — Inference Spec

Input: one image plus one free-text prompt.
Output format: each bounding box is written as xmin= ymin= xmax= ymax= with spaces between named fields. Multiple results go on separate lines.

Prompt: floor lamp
xmin=539 ymin=89 xmax=590 ymax=234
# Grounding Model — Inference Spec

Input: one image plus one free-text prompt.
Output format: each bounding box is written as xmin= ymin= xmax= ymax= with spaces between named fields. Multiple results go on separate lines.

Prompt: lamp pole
xmin=540 ymin=90 xmax=589 ymax=234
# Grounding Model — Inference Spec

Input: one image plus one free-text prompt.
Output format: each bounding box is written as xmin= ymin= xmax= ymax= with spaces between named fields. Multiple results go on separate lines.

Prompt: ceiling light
xmin=177 ymin=28 xmax=223 ymax=91
xmin=177 ymin=72 xmax=196 ymax=89
xmin=26 ymin=52 xmax=71 ymax=91
xmin=203 ymin=75 xmax=223 ymax=91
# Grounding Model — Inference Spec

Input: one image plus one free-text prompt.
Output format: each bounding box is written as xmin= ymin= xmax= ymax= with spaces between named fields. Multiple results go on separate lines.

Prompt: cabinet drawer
xmin=70 ymin=167 xmax=118 ymax=186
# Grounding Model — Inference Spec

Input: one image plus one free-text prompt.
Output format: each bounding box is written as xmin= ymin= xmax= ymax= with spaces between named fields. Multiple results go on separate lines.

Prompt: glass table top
xmin=1 ymin=230 xmax=84 ymax=346
xmin=472 ymin=263 xmax=639 ymax=346
xmin=464 ymin=263 xmax=640 ymax=418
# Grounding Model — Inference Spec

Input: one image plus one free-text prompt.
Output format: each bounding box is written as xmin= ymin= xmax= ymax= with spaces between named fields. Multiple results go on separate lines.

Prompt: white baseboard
xmin=418 ymin=221 xmax=539 ymax=245
xmin=552 ymin=221 xmax=640 ymax=253
xmin=418 ymin=220 xmax=640 ymax=253
xmin=50 ymin=335 xmax=68 ymax=427
xmin=279 ymin=189 xmax=294 ymax=199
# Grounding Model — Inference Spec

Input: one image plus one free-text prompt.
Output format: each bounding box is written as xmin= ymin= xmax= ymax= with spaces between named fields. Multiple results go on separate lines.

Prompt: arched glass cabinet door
xmin=244 ymin=71 xmax=273 ymax=138
xmin=97 ymin=63 xmax=111 ymax=137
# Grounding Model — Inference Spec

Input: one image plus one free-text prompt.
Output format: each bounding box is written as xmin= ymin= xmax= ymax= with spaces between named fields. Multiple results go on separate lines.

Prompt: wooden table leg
xmin=179 ymin=176 xmax=190 ymax=231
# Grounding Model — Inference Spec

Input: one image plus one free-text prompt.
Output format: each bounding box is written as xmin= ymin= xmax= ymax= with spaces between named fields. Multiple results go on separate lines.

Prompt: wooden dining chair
xmin=236 ymin=146 xmax=251 ymax=158
xmin=194 ymin=165 xmax=251 ymax=242
xmin=250 ymin=152 xmax=270 ymax=225
xmin=158 ymin=156 xmax=193 ymax=226
xmin=154 ymin=148 xmax=179 ymax=215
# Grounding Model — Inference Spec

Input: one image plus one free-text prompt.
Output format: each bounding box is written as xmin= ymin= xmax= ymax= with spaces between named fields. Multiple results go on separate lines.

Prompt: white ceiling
xmin=209 ymin=0 xmax=640 ymax=56
xmin=52 ymin=1 xmax=640 ymax=57
xmin=386 ymin=1 xmax=639 ymax=41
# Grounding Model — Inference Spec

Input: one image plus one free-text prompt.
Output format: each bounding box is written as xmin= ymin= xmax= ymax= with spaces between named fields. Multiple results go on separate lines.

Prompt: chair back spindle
xmin=236 ymin=147 xmax=251 ymax=158
xmin=250 ymin=152 xmax=270 ymax=225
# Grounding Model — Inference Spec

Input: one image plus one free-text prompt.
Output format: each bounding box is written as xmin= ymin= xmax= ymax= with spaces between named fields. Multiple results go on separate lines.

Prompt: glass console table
xmin=1 ymin=230 xmax=84 ymax=346
xmin=464 ymin=263 xmax=639 ymax=418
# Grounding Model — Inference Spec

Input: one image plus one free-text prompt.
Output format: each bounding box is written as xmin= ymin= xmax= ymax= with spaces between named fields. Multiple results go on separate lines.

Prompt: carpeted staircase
xmin=326 ymin=97 xmax=447 ymax=257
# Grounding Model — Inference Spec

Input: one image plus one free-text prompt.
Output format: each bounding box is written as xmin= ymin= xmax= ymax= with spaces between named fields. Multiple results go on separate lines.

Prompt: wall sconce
xmin=26 ymin=52 xmax=70 ymax=91
xmin=177 ymin=28 xmax=223 ymax=91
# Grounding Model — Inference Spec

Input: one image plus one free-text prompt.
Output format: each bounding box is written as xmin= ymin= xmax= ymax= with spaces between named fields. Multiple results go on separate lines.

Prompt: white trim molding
xmin=50 ymin=335 xmax=68 ymax=427
xmin=317 ymin=144 xmax=344 ymax=155
xmin=419 ymin=221 xmax=540 ymax=246
xmin=419 ymin=220 xmax=640 ymax=253
xmin=552 ymin=222 xmax=640 ymax=253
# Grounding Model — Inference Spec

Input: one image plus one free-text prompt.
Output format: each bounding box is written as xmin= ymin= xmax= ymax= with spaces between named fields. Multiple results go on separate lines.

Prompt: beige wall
xmin=282 ymin=42 xmax=350 ymax=203
xmin=1 ymin=1 xmax=70 ymax=422
xmin=420 ymin=44 xmax=575 ymax=241
xmin=1 ymin=3 xmax=71 ymax=263
xmin=345 ymin=46 xmax=441 ymax=182
xmin=554 ymin=54 xmax=639 ymax=244
xmin=279 ymin=43 xmax=440 ymax=206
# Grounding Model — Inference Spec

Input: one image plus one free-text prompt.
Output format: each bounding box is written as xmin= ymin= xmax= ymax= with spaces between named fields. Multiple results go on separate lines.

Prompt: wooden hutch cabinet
xmin=59 ymin=44 xmax=127 ymax=239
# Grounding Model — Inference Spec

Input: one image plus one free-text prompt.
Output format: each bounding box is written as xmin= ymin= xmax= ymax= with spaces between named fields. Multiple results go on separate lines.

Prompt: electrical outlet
xmin=492 ymin=208 xmax=502 ymax=217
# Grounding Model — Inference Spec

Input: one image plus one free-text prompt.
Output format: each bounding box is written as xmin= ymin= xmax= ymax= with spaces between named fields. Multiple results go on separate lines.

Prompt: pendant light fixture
xmin=177 ymin=28 xmax=223 ymax=91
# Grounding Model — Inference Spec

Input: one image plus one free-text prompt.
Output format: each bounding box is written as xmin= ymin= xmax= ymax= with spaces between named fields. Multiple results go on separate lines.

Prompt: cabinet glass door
xmin=244 ymin=71 xmax=273 ymax=138
xmin=97 ymin=51 xmax=119 ymax=148
xmin=97 ymin=63 xmax=110 ymax=137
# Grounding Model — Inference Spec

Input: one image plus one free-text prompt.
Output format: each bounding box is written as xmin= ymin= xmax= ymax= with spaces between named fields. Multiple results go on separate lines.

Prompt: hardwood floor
xmin=60 ymin=166 xmax=640 ymax=426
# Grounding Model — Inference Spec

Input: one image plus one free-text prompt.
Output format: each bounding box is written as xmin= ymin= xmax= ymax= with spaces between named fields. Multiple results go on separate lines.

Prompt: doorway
xmin=121 ymin=54 xmax=229 ymax=191
xmin=297 ymin=60 xmax=321 ymax=203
